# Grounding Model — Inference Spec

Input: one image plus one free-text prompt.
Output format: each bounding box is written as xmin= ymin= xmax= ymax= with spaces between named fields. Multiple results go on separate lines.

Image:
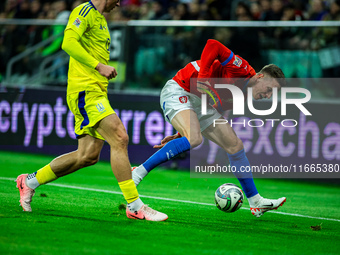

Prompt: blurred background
xmin=0 ymin=0 xmax=339 ymax=170
xmin=0 ymin=0 xmax=339 ymax=95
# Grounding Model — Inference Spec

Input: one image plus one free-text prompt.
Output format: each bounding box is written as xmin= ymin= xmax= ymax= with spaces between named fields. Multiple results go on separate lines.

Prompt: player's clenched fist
xmin=197 ymin=80 xmax=212 ymax=94
xmin=95 ymin=63 xmax=118 ymax=80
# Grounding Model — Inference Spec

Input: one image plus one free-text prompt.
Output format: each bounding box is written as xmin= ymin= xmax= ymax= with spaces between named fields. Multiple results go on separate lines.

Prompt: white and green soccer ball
xmin=215 ymin=183 xmax=244 ymax=213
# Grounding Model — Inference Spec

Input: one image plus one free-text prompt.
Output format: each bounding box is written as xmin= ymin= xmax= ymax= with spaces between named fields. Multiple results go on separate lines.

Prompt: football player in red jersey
xmin=132 ymin=39 xmax=287 ymax=218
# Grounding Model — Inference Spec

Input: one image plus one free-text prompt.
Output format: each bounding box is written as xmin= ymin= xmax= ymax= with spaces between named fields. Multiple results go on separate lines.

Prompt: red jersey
xmin=172 ymin=39 xmax=256 ymax=111
xmin=172 ymin=39 xmax=256 ymax=92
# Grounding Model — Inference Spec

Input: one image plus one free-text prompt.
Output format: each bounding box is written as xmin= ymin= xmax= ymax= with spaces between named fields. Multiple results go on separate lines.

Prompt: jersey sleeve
xmin=62 ymin=4 xmax=99 ymax=69
xmin=224 ymin=55 xmax=256 ymax=78
xmin=198 ymin=39 xmax=234 ymax=79
xmin=65 ymin=4 xmax=94 ymax=37
xmin=62 ymin=30 xmax=99 ymax=69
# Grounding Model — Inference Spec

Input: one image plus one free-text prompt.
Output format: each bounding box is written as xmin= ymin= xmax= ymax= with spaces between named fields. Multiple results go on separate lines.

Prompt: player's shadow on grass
xmin=39 ymin=211 xmax=126 ymax=223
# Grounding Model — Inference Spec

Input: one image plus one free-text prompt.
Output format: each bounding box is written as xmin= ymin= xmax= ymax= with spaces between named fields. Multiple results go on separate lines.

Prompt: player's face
xmin=252 ymin=74 xmax=280 ymax=100
xmin=104 ymin=0 xmax=120 ymax=12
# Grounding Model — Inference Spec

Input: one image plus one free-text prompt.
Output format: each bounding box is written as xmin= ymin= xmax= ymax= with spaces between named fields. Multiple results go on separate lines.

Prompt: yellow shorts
xmin=67 ymin=91 xmax=115 ymax=140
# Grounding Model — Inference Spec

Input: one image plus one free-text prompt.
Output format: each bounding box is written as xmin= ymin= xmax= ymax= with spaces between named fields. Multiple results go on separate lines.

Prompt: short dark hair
xmin=259 ymin=64 xmax=286 ymax=87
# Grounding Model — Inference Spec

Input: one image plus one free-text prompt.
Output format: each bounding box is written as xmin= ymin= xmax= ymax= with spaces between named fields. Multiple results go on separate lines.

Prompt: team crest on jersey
xmin=73 ymin=18 xmax=81 ymax=27
xmin=233 ymin=56 xmax=242 ymax=67
xmin=179 ymin=96 xmax=188 ymax=104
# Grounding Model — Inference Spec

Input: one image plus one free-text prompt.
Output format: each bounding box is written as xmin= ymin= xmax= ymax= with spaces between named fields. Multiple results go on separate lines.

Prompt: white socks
xmin=26 ymin=172 xmax=40 ymax=189
xmin=127 ymin=198 xmax=143 ymax=212
xmin=248 ymin=193 xmax=262 ymax=208
xmin=128 ymin=166 xmax=149 ymax=212
xmin=132 ymin=165 xmax=148 ymax=186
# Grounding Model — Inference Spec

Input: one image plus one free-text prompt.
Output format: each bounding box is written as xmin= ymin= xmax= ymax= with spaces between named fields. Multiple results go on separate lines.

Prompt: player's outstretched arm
xmin=153 ymin=133 xmax=181 ymax=149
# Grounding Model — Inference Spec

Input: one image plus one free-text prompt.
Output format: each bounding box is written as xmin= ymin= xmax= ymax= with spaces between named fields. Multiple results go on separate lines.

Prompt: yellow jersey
xmin=64 ymin=1 xmax=111 ymax=94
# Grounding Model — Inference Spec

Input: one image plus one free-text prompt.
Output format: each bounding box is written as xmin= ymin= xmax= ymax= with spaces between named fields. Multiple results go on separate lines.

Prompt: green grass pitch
xmin=0 ymin=150 xmax=339 ymax=255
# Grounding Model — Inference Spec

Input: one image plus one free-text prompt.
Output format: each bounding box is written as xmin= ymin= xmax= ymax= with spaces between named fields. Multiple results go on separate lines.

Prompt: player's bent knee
xmin=114 ymin=129 xmax=129 ymax=147
xmin=225 ymin=138 xmax=244 ymax=155
xmin=79 ymin=152 xmax=100 ymax=167
xmin=81 ymin=157 xmax=99 ymax=167
xmin=190 ymin=134 xmax=203 ymax=148
xmin=118 ymin=131 xmax=129 ymax=145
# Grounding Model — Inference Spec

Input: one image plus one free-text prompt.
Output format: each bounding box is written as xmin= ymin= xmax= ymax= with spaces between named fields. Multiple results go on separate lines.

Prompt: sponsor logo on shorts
xmin=179 ymin=96 xmax=188 ymax=104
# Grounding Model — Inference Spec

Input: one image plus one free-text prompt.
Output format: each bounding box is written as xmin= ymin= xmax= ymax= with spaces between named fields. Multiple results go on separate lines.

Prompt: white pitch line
xmin=2 ymin=176 xmax=340 ymax=222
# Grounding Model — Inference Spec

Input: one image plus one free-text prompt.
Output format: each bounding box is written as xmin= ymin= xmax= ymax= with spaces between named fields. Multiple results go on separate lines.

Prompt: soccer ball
xmin=215 ymin=183 xmax=244 ymax=213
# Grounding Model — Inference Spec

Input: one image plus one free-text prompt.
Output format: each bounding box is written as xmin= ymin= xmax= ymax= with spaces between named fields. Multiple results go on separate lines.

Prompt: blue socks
xmin=227 ymin=149 xmax=258 ymax=198
xmin=142 ymin=138 xmax=257 ymax=199
xmin=143 ymin=137 xmax=191 ymax=172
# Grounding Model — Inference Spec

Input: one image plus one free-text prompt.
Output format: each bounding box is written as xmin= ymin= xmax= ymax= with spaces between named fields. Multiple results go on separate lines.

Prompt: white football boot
xmin=250 ymin=197 xmax=286 ymax=218
xmin=126 ymin=204 xmax=168 ymax=221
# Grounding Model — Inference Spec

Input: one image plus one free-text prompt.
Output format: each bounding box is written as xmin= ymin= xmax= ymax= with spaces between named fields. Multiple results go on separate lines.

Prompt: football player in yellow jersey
xmin=16 ymin=0 xmax=168 ymax=221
